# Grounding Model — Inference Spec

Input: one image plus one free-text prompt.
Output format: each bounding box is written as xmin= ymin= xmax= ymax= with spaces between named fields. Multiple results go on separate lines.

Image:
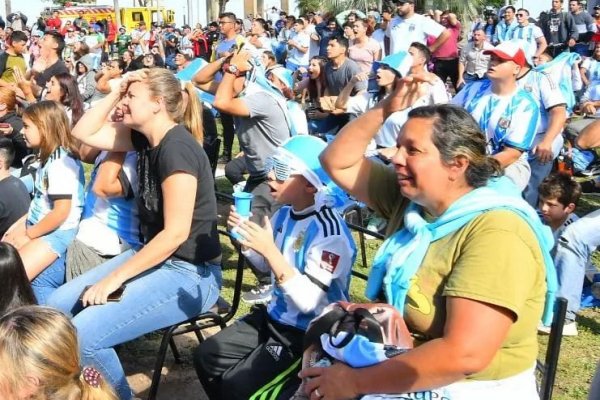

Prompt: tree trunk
xmin=5 ymin=0 xmax=11 ymax=17
xmin=114 ymin=0 xmax=121 ymax=27
xmin=219 ymin=0 xmax=229 ymax=14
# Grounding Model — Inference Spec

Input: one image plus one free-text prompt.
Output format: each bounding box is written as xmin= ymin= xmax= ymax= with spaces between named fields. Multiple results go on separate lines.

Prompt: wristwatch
xmin=226 ymin=64 xmax=240 ymax=76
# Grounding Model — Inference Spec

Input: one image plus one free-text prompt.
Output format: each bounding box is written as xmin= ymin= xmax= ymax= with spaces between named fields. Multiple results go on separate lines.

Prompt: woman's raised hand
xmin=382 ymin=75 xmax=430 ymax=117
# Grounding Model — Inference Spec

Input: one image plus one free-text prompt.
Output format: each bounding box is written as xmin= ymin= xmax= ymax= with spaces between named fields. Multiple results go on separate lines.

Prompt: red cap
xmin=483 ymin=41 xmax=527 ymax=68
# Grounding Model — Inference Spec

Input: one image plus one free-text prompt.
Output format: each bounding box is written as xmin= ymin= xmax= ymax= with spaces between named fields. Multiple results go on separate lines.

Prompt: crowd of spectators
xmin=0 ymin=1 xmax=600 ymax=399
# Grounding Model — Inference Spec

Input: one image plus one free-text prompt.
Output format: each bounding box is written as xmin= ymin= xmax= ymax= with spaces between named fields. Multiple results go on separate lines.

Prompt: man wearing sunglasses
xmin=386 ymin=0 xmax=449 ymax=55
xmin=493 ymin=5 xmax=518 ymax=44
xmin=509 ymin=9 xmax=547 ymax=61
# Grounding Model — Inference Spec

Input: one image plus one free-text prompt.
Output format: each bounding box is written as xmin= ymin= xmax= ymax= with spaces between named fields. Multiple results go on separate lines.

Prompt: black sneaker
xmin=218 ymin=154 xmax=232 ymax=164
xmin=580 ymin=179 xmax=600 ymax=195
xmin=241 ymin=283 xmax=273 ymax=305
xmin=592 ymin=282 xmax=600 ymax=300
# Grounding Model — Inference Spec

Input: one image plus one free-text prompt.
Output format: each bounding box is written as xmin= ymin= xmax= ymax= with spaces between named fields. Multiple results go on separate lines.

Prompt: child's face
xmin=267 ymin=172 xmax=313 ymax=207
xmin=22 ymin=116 xmax=41 ymax=148
xmin=538 ymin=196 xmax=573 ymax=226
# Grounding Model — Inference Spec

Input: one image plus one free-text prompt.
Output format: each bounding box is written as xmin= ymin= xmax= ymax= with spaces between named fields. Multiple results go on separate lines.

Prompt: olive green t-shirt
xmin=1 ymin=54 xmax=26 ymax=84
xmin=367 ymin=163 xmax=546 ymax=381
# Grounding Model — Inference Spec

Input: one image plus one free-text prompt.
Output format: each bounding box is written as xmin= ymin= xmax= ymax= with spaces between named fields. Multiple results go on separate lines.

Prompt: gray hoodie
xmin=76 ymin=55 xmax=96 ymax=101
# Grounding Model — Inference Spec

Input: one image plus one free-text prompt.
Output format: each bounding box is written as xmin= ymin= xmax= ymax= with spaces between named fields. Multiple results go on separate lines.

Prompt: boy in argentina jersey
xmin=193 ymin=135 xmax=356 ymax=400
xmin=452 ymin=41 xmax=540 ymax=190
xmin=511 ymin=38 xmax=568 ymax=207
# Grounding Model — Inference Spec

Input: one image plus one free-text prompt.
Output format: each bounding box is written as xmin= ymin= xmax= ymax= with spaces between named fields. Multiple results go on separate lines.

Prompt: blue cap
xmin=373 ymin=51 xmax=413 ymax=77
xmin=273 ymin=136 xmax=349 ymax=208
xmin=268 ymin=66 xmax=294 ymax=90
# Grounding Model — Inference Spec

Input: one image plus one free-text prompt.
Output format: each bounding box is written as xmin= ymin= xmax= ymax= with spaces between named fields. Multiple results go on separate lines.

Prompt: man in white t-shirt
xmin=286 ymin=18 xmax=310 ymax=71
xmin=386 ymin=0 xmax=449 ymax=54
xmin=131 ymin=21 xmax=150 ymax=57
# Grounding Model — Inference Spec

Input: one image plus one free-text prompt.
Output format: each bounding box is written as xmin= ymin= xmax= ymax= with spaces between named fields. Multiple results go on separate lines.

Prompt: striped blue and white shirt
xmin=493 ymin=19 xmax=518 ymax=43
xmin=27 ymin=147 xmax=85 ymax=230
xmin=244 ymin=204 xmax=356 ymax=331
xmin=517 ymin=69 xmax=566 ymax=134
xmin=76 ymin=151 xmax=141 ymax=255
xmin=452 ymin=79 xmax=540 ymax=154
xmin=509 ymin=24 xmax=544 ymax=47
xmin=581 ymin=57 xmax=600 ymax=83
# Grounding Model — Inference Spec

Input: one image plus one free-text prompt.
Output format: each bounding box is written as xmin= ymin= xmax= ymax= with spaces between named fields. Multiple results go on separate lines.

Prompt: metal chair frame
xmin=146 ymin=229 xmax=246 ymax=400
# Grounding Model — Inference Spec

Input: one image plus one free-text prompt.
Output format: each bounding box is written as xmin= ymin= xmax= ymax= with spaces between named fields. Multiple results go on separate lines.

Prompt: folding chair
xmin=537 ymin=297 xmax=568 ymax=400
xmin=146 ymin=229 xmax=246 ymax=400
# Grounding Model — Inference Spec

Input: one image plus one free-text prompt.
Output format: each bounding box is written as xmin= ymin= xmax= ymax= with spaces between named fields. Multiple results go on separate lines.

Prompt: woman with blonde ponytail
xmin=0 ymin=305 xmax=117 ymax=400
xmin=180 ymin=80 xmax=204 ymax=143
xmin=47 ymin=67 xmax=222 ymax=400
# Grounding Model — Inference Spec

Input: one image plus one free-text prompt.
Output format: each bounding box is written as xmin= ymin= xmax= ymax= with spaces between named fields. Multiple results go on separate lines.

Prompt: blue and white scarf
xmin=365 ymin=176 xmax=558 ymax=326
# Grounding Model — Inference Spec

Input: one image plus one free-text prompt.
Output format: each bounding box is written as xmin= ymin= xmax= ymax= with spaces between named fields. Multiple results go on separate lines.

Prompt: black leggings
xmin=434 ymin=58 xmax=459 ymax=91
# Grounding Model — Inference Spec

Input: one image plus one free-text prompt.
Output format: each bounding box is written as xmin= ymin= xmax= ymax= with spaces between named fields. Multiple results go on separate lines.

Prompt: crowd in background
xmin=1 ymin=1 xmax=600 ymax=399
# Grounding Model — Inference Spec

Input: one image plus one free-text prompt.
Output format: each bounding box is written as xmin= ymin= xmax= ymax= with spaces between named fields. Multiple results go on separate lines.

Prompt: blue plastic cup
xmin=233 ymin=192 xmax=253 ymax=217
xmin=231 ymin=192 xmax=253 ymax=241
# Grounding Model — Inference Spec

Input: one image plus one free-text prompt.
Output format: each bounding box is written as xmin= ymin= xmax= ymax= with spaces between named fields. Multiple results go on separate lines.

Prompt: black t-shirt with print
xmin=131 ymin=125 xmax=221 ymax=264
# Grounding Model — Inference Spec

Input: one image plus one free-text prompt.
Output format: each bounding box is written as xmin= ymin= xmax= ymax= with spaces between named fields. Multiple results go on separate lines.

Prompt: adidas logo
xmin=265 ymin=344 xmax=282 ymax=361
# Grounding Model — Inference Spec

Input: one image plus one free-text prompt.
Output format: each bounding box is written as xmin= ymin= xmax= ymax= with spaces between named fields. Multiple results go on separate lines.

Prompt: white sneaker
xmin=365 ymin=216 xmax=387 ymax=240
xmin=562 ymin=321 xmax=578 ymax=336
xmin=537 ymin=321 xmax=578 ymax=336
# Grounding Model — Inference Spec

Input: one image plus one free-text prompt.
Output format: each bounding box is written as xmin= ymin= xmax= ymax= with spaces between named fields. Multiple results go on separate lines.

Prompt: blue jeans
xmin=523 ymin=133 xmax=563 ymax=207
xmin=523 ymin=157 xmax=554 ymax=207
xmin=554 ymin=209 xmax=600 ymax=322
xmin=47 ymin=250 xmax=222 ymax=400
xmin=32 ymin=256 xmax=66 ymax=305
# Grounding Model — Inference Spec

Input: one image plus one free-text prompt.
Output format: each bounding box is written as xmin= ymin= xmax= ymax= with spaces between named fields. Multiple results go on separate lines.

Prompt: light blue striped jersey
xmin=79 ymin=151 xmax=141 ymax=252
xmin=245 ymin=204 xmax=356 ymax=331
xmin=581 ymin=57 xmax=600 ymax=83
xmin=516 ymin=69 xmax=566 ymax=134
xmin=452 ymin=79 xmax=540 ymax=154
xmin=509 ymin=24 xmax=544 ymax=45
xmin=493 ymin=19 xmax=518 ymax=43
xmin=27 ymin=147 xmax=85 ymax=230
xmin=535 ymin=52 xmax=582 ymax=114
